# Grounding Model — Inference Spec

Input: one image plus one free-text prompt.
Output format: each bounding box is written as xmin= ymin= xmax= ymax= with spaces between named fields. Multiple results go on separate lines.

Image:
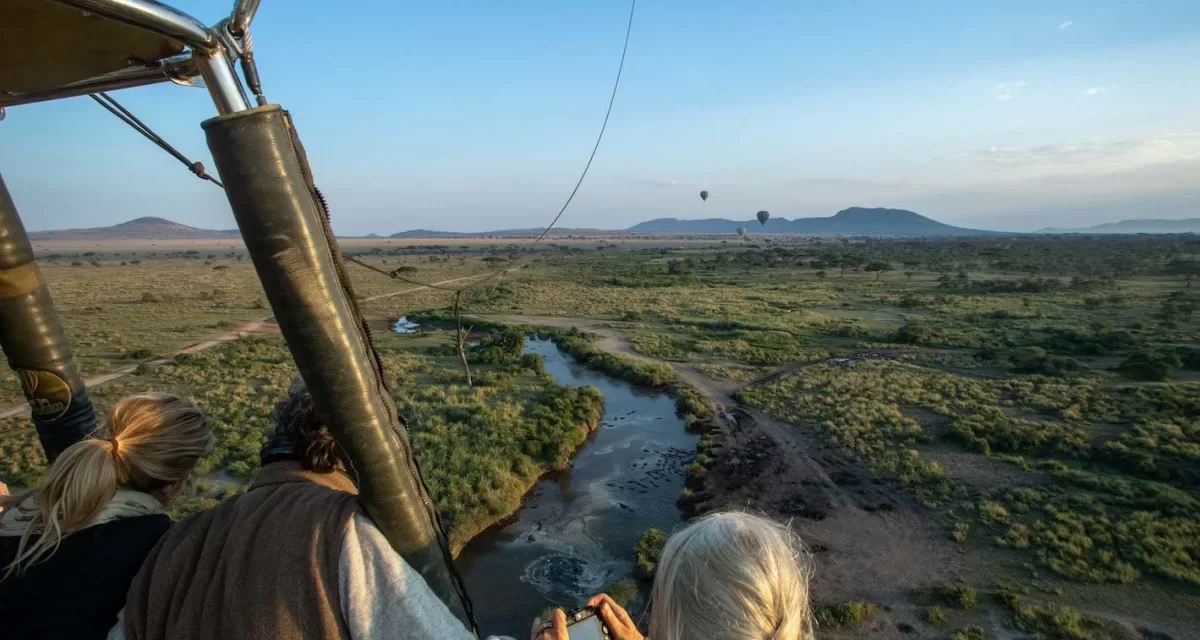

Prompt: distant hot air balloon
xmin=700 ymin=190 xmax=709 ymax=202
xmin=736 ymin=227 xmax=746 ymax=238
xmin=757 ymin=210 xmax=770 ymax=226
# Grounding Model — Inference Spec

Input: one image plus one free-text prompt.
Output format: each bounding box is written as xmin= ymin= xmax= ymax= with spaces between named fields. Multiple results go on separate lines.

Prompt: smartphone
xmin=564 ymin=607 xmax=609 ymax=640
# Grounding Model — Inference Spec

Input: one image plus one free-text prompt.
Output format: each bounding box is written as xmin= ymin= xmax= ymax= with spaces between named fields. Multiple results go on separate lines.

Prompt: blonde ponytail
xmin=2 ymin=393 xmax=211 ymax=578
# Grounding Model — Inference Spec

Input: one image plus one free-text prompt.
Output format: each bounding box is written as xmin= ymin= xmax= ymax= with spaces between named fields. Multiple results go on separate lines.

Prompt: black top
xmin=0 ymin=514 xmax=171 ymax=640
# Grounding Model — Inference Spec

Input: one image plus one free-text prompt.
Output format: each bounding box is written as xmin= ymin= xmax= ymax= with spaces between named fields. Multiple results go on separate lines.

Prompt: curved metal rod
xmin=49 ymin=0 xmax=216 ymax=52
xmin=230 ymin=0 xmax=262 ymax=36
xmin=0 ymin=55 xmax=199 ymax=108
xmin=195 ymin=49 xmax=250 ymax=114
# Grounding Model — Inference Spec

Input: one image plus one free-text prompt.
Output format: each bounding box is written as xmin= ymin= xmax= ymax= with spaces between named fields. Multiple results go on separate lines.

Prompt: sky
xmin=3 ymin=0 xmax=1200 ymax=234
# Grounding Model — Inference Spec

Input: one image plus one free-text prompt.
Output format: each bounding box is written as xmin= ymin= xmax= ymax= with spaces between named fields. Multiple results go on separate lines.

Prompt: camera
xmin=539 ymin=606 xmax=610 ymax=640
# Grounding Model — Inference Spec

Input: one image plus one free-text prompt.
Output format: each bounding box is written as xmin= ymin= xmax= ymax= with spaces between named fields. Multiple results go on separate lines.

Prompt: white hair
xmin=648 ymin=512 xmax=814 ymax=640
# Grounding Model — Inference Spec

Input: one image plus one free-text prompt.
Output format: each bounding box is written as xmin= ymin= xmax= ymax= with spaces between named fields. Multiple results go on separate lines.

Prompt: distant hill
xmin=29 ymin=217 xmax=239 ymax=241
xmin=628 ymin=207 xmax=991 ymax=236
xmin=389 ymin=227 xmax=610 ymax=239
xmin=1039 ymin=218 xmax=1200 ymax=234
xmin=31 ymin=207 xmax=992 ymax=241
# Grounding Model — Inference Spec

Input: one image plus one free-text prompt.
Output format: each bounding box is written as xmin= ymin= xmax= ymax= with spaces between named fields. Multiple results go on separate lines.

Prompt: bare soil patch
xmin=918 ymin=445 xmax=1043 ymax=495
xmin=691 ymin=407 xmax=962 ymax=607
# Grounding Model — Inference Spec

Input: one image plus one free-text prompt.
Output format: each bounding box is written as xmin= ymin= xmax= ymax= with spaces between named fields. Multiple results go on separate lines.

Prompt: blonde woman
xmin=537 ymin=512 xmax=815 ymax=640
xmin=0 ymin=394 xmax=212 ymax=640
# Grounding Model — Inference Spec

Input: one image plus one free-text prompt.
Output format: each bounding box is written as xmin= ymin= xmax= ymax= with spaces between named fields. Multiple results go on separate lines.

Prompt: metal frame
xmin=1 ymin=0 xmax=476 ymax=628
xmin=230 ymin=0 xmax=261 ymax=36
xmin=194 ymin=49 xmax=250 ymax=114
xmin=1 ymin=0 xmax=250 ymax=113
xmin=1 ymin=55 xmax=198 ymax=108
xmin=50 ymin=0 xmax=216 ymax=52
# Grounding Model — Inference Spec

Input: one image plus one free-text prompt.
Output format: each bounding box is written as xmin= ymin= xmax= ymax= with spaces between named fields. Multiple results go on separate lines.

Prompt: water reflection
xmin=392 ymin=317 xmax=420 ymax=333
xmin=455 ymin=338 xmax=698 ymax=637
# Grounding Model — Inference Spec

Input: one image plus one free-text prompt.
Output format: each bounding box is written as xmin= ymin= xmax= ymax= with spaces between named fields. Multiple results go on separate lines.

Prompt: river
xmin=455 ymin=338 xmax=699 ymax=637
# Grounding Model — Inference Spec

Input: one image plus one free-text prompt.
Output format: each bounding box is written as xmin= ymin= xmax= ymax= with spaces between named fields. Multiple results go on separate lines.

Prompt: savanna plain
xmin=2 ymin=234 xmax=1198 ymax=640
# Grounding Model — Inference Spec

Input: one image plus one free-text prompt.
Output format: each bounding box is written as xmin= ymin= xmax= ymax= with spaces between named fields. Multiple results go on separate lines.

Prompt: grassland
xmin=4 ymin=233 xmax=1199 ymax=638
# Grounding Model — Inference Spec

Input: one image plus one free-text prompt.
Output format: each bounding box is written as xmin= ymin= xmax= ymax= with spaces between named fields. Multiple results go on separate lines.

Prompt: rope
xmin=347 ymin=0 xmax=637 ymax=294
xmin=530 ymin=0 xmax=635 ymax=247
xmin=344 ymin=255 xmax=473 ymax=292
xmin=89 ymin=93 xmax=224 ymax=188
xmin=86 ymin=0 xmax=637 ymax=300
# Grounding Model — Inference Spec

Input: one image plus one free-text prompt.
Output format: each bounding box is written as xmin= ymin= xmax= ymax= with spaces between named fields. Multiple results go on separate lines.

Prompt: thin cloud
xmin=994 ymin=81 xmax=1027 ymax=102
xmin=965 ymin=133 xmax=1200 ymax=174
xmin=1058 ymin=20 xmax=1073 ymax=30
xmin=792 ymin=177 xmax=913 ymax=189
xmin=1085 ymin=85 xmax=1119 ymax=96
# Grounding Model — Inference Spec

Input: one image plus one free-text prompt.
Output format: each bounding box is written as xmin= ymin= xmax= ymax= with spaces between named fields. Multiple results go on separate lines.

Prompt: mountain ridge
xmin=29 ymin=217 xmax=240 ymax=241
xmin=1038 ymin=218 xmax=1200 ymax=234
xmin=389 ymin=227 xmax=611 ymax=239
xmin=30 ymin=207 xmax=1005 ymax=240
xmin=627 ymin=207 xmax=992 ymax=235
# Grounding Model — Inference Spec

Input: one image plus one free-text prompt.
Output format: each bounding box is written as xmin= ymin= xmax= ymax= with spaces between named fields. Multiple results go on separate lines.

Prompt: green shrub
xmin=977 ymin=500 xmax=1011 ymax=526
xmin=169 ymin=496 xmax=219 ymax=520
xmin=634 ymin=529 xmax=667 ymax=580
xmin=934 ymin=583 xmax=978 ymax=609
xmin=951 ymin=409 xmax=1088 ymax=458
xmin=602 ymin=579 xmax=639 ymax=608
xmin=519 ymin=353 xmax=545 ymax=375
xmin=814 ymin=601 xmax=876 ymax=630
xmin=1100 ymin=418 xmax=1199 ymax=484
xmin=895 ymin=321 xmax=937 ymax=345
xmin=949 ymin=626 xmax=990 ymax=640
xmin=1003 ymin=595 xmax=1136 ymax=640
xmin=1009 ymin=347 xmax=1083 ymax=377
xmin=1116 ymin=350 xmax=1179 ymax=381
xmin=547 ymin=332 xmax=677 ymax=388
xmin=674 ymin=386 xmax=715 ymax=424
xmin=921 ymin=605 xmax=947 ymax=626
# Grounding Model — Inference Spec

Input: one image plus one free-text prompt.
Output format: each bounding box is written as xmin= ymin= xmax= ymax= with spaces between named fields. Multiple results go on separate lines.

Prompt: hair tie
xmin=108 ymin=437 xmax=121 ymax=459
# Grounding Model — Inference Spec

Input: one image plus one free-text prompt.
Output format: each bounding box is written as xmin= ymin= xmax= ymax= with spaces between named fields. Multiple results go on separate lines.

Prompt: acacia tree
xmin=453 ymin=292 xmax=473 ymax=387
xmin=864 ymin=261 xmax=893 ymax=281
xmin=839 ymin=255 xmax=865 ymax=277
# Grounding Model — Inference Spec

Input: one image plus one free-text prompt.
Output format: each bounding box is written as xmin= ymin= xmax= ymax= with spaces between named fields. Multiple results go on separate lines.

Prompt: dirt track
xmin=0 ymin=274 xmax=494 ymax=420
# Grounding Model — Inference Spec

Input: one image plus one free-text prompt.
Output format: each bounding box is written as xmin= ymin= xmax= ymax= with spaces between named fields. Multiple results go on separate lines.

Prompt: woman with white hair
xmin=536 ymin=511 xmax=815 ymax=640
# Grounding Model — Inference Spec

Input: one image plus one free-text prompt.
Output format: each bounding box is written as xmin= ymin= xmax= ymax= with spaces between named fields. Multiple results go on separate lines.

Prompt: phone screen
xmin=566 ymin=615 xmax=605 ymax=640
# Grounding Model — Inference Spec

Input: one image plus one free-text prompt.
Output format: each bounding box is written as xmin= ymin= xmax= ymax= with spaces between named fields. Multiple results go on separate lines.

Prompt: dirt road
xmin=0 ymin=274 xmax=493 ymax=420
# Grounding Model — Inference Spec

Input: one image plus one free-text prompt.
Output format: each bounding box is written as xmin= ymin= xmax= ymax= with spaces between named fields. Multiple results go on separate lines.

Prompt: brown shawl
xmin=124 ymin=461 xmax=361 ymax=640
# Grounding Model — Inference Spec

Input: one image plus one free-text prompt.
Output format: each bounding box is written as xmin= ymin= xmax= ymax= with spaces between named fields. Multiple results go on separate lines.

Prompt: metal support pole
xmin=202 ymin=105 xmax=475 ymax=630
xmin=195 ymin=49 xmax=249 ymax=115
xmin=0 ymin=172 xmax=95 ymax=461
